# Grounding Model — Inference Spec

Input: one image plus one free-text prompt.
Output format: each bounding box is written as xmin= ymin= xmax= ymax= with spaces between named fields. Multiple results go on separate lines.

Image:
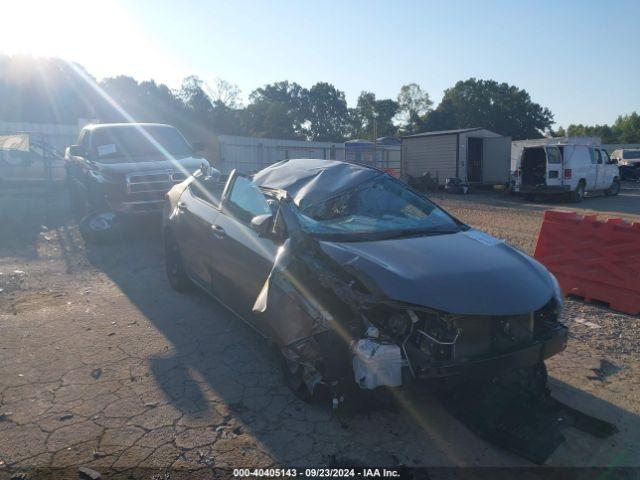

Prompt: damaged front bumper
xmin=406 ymin=322 xmax=568 ymax=387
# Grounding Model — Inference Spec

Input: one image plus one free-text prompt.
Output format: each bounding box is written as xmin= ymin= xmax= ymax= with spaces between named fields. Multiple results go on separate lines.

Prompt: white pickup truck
xmin=511 ymin=138 xmax=620 ymax=202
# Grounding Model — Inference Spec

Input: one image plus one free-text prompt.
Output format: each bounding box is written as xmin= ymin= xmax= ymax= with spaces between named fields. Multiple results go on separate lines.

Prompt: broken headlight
xmin=414 ymin=312 xmax=460 ymax=362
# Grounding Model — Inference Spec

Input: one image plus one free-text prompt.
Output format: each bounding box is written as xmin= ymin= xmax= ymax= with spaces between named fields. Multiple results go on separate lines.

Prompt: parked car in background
xmin=65 ymin=123 xmax=208 ymax=241
xmin=163 ymin=159 xmax=567 ymax=403
xmin=611 ymin=149 xmax=640 ymax=181
xmin=511 ymin=139 xmax=620 ymax=202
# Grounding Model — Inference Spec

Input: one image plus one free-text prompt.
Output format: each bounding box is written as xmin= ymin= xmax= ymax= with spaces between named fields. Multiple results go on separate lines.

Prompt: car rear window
xmin=623 ymin=150 xmax=640 ymax=160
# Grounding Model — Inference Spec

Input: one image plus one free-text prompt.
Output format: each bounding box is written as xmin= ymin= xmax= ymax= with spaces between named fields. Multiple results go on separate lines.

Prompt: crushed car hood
xmin=318 ymin=230 xmax=555 ymax=316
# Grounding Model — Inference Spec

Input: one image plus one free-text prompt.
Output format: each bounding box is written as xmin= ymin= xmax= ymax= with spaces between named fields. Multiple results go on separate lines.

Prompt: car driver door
xmin=176 ymin=175 xmax=222 ymax=288
xmin=208 ymin=171 xmax=279 ymax=321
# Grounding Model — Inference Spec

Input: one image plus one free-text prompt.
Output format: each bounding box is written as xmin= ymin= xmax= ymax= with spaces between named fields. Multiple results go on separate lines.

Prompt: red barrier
xmin=534 ymin=210 xmax=640 ymax=315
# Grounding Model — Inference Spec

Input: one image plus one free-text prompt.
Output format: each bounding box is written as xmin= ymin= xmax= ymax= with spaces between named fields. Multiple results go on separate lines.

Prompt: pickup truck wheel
xmin=164 ymin=233 xmax=192 ymax=292
xmin=79 ymin=212 xmax=125 ymax=244
xmin=604 ymin=179 xmax=620 ymax=196
xmin=570 ymin=182 xmax=585 ymax=203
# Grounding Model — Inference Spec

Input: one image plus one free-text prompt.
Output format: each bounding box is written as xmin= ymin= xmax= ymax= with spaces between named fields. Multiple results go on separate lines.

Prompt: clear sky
xmin=1 ymin=0 xmax=639 ymax=127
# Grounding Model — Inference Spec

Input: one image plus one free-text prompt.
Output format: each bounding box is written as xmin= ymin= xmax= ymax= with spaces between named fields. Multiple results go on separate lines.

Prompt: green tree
xmin=612 ymin=112 xmax=640 ymax=143
xmin=350 ymin=91 xmax=399 ymax=139
xmin=396 ymin=83 xmax=433 ymax=134
xmin=304 ymin=82 xmax=350 ymax=142
xmin=424 ymin=78 xmax=553 ymax=140
xmin=244 ymin=81 xmax=308 ymax=139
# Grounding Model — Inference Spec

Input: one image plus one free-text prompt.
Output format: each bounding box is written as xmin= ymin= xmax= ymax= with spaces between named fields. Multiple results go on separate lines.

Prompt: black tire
xmin=570 ymin=182 xmax=585 ymax=203
xmin=280 ymin=353 xmax=313 ymax=402
xmin=604 ymin=179 xmax=620 ymax=196
xmin=164 ymin=231 xmax=192 ymax=292
xmin=79 ymin=212 xmax=125 ymax=244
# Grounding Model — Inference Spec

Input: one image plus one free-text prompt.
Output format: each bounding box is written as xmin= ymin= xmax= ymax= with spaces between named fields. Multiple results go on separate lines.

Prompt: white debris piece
xmin=574 ymin=318 xmax=602 ymax=329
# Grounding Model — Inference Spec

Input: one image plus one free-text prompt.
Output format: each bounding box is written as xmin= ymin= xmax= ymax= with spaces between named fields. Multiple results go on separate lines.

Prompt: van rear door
xmin=545 ymin=146 xmax=563 ymax=188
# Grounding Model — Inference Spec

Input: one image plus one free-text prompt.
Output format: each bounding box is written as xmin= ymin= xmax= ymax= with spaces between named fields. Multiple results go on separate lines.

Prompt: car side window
xmin=601 ymin=150 xmax=611 ymax=164
xmin=594 ymin=149 xmax=602 ymax=164
xmin=190 ymin=176 xmax=225 ymax=207
xmin=226 ymin=176 xmax=271 ymax=224
xmin=589 ymin=148 xmax=597 ymax=164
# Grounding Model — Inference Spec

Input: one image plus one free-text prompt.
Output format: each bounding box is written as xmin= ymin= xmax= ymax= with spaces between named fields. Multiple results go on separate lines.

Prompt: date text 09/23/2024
xmin=232 ymin=468 xmax=402 ymax=478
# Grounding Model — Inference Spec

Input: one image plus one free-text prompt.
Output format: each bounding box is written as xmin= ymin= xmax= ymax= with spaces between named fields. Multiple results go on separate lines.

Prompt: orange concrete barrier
xmin=534 ymin=210 xmax=640 ymax=315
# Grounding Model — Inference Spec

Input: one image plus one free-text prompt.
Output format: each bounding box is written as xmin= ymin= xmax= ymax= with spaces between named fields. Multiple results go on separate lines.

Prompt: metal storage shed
xmin=401 ymin=127 xmax=511 ymax=185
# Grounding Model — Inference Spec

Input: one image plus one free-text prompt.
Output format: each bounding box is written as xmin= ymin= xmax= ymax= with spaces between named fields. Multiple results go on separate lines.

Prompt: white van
xmin=511 ymin=138 xmax=620 ymax=202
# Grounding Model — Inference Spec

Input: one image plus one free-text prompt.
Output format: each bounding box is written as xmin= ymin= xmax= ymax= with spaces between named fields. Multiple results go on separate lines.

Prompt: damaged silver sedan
xmin=162 ymin=159 xmax=567 ymax=404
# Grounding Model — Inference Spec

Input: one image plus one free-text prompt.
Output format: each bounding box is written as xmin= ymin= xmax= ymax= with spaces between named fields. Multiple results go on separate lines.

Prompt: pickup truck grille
xmin=126 ymin=171 xmax=174 ymax=194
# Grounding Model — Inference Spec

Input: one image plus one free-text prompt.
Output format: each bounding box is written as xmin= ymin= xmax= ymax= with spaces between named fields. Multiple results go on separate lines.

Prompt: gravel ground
xmin=0 ymin=183 xmax=639 ymax=476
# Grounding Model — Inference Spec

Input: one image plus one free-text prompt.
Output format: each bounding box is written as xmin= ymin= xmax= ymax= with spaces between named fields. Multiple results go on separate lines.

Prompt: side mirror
xmin=250 ymin=213 xmax=275 ymax=238
xmin=68 ymin=145 xmax=83 ymax=157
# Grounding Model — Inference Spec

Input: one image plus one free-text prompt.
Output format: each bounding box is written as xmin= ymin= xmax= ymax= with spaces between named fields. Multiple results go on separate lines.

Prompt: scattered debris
xmin=588 ymin=359 xmax=620 ymax=382
xmin=215 ymin=425 xmax=239 ymax=439
xmin=0 ymin=412 xmax=14 ymax=421
xmin=92 ymin=450 xmax=107 ymax=459
xmin=90 ymin=368 xmax=102 ymax=379
xmin=78 ymin=466 xmax=102 ymax=480
xmin=59 ymin=413 xmax=74 ymax=421
xmin=574 ymin=317 xmax=602 ymax=329
xmin=107 ymin=332 xmax=115 ymax=337
xmin=13 ymin=270 xmax=25 ymax=275
xmin=144 ymin=402 xmax=158 ymax=408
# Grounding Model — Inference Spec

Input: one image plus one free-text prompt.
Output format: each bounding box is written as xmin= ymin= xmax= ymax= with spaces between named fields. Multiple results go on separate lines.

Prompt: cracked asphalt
xmin=0 ymin=184 xmax=639 ymax=477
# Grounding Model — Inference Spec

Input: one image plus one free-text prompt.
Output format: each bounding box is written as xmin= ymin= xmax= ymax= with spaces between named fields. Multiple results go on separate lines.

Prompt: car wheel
xmin=164 ymin=232 xmax=192 ymax=292
xmin=281 ymin=354 xmax=314 ymax=402
xmin=79 ymin=211 xmax=125 ymax=244
xmin=604 ymin=179 xmax=620 ymax=196
xmin=570 ymin=182 xmax=585 ymax=203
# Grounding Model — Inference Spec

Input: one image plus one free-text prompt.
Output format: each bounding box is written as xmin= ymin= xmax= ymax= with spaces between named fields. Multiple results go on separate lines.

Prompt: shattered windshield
xmin=295 ymin=176 xmax=462 ymax=238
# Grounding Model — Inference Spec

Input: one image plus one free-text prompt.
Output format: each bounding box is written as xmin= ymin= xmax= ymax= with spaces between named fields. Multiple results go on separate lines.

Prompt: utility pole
xmin=373 ymin=115 xmax=378 ymax=168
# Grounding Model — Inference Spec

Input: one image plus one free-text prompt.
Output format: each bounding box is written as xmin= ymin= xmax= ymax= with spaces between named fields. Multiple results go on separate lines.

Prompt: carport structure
xmin=401 ymin=127 xmax=511 ymax=185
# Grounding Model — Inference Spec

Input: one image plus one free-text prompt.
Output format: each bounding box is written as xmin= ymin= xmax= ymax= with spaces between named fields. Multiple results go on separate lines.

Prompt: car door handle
xmin=211 ymin=224 xmax=225 ymax=239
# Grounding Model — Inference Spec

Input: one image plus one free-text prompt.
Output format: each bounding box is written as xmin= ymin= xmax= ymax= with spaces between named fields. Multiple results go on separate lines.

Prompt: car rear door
xmin=545 ymin=146 xmax=563 ymax=188
xmin=209 ymin=171 xmax=278 ymax=321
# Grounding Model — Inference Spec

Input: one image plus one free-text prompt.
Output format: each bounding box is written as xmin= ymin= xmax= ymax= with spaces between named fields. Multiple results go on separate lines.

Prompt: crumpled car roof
xmin=252 ymin=158 xmax=382 ymax=209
